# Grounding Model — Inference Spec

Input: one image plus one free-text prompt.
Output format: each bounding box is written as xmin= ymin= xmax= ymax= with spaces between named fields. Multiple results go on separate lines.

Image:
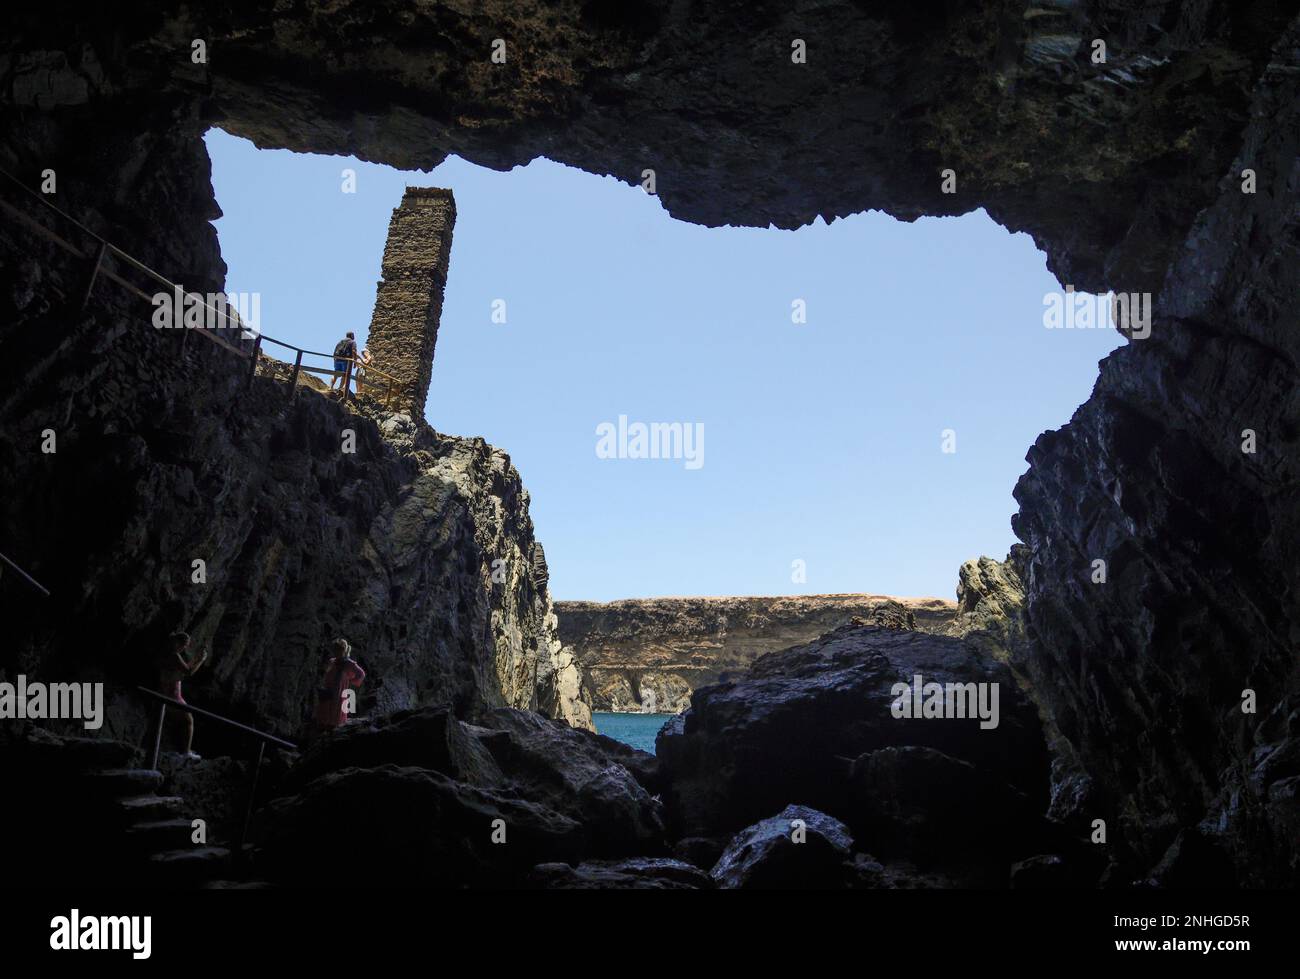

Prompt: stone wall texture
xmin=365 ymin=187 xmax=455 ymax=418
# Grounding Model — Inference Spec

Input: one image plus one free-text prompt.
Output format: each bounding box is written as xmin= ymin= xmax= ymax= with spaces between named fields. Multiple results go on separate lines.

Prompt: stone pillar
xmin=365 ymin=187 xmax=456 ymax=417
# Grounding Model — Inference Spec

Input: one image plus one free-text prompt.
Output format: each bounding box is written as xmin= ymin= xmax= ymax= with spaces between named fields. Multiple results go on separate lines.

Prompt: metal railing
xmin=0 ymin=549 xmax=50 ymax=596
xmin=0 ymin=166 xmax=403 ymax=408
xmin=137 ymin=686 xmax=297 ymax=861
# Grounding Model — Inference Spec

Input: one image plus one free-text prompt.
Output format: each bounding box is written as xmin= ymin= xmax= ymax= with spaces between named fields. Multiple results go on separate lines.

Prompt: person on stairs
xmin=157 ymin=631 xmax=208 ymax=760
xmin=313 ymin=638 xmax=366 ymax=737
xmin=330 ymin=332 xmax=358 ymax=397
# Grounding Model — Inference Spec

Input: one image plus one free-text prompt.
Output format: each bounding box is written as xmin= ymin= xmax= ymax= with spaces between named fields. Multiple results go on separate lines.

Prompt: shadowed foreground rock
xmin=657 ymin=624 xmax=1049 ymax=842
xmin=849 ymin=745 xmax=1069 ymax=867
xmin=254 ymin=706 xmax=664 ymax=886
xmin=709 ymin=805 xmax=863 ymax=891
xmin=528 ymin=858 xmax=711 ymax=890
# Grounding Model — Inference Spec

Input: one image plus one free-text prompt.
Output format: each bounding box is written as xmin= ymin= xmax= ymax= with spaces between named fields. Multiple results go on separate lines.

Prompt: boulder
xmin=256 ymin=706 xmax=667 ymax=884
xmin=657 ymin=624 xmax=1049 ymax=838
xmin=710 ymin=805 xmax=858 ymax=890
xmin=255 ymin=764 xmax=584 ymax=887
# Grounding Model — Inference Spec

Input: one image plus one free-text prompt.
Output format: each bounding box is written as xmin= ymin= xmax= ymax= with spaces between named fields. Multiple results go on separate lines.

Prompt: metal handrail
xmin=137 ymin=685 xmax=298 ymax=861
xmin=0 ymin=166 xmax=403 ymax=406
xmin=0 ymin=549 xmax=50 ymax=596
xmin=136 ymin=686 xmax=297 ymax=756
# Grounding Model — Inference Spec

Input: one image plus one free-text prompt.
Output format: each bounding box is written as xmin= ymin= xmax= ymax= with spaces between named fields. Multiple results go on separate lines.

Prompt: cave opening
xmin=204 ymin=127 xmax=1124 ymax=609
xmin=1 ymin=0 xmax=1295 ymax=904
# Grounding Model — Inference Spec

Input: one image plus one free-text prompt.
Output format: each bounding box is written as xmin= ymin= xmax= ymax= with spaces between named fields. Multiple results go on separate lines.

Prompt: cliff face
xmin=0 ymin=229 xmax=591 ymax=741
xmin=1010 ymin=23 xmax=1300 ymax=879
xmin=557 ymin=596 xmax=957 ymax=713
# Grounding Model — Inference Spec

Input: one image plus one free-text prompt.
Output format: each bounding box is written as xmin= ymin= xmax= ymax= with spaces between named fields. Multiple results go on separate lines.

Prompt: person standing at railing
xmin=354 ymin=346 xmax=373 ymax=396
xmin=330 ymin=332 xmax=358 ymax=397
xmin=313 ymin=638 xmax=365 ymax=735
xmin=156 ymin=631 xmax=208 ymax=760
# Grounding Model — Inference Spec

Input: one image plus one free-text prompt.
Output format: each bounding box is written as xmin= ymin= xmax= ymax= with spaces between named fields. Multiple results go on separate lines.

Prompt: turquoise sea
xmin=593 ymin=712 xmax=676 ymax=754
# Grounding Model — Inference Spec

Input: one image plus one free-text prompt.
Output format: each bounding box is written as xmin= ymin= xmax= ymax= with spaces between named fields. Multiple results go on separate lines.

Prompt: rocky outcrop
xmin=1009 ymin=16 xmax=1300 ymax=886
xmin=558 ymin=595 xmax=957 ymax=713
xmin=656 ymin=624 xmax=1049 ymax=844
xmin=952 ymin=546 xmax=1029 ymax=665
xmin=654 ymin=620 xmax=1106 ymax=887
xmin=708 ymin=805 xmax=866 ymax=891
xmin=254 ymin=706 xmax=662 ymax=886
xmin=0 ymin=242 xmax=591 ymax=740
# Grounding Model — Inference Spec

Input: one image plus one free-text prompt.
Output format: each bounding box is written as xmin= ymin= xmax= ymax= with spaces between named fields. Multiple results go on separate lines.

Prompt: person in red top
xmin=156 ymin=631 xmax=208 ymax=759
xmin=313 ymin=638 xmax=365 ymax=735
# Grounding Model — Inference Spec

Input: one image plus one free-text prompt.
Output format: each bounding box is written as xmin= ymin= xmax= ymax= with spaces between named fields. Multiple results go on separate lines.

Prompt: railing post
xmin=288 ymin=349 xmax=302 ymax=402
xmin=149 ymin=701 xmax=166 ymax=771
xmin=79 ymin=240 xmax=108 ymax=310
xmin=342 ymin=359 xmax=353 ymax=403
xmin=238 ymin=740 xmax=266 ymax=864
xmin=246 ymin=333 xmax=262 ymax=389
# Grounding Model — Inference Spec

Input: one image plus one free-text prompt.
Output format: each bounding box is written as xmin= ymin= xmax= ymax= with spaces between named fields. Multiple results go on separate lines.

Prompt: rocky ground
xmin=0 ymin=604 xmax=1087 ymax=890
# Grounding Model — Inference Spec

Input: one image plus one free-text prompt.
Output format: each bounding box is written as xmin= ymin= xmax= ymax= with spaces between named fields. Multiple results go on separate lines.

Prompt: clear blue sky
xmin=206 ymin=129 xmax=1121 ymax=602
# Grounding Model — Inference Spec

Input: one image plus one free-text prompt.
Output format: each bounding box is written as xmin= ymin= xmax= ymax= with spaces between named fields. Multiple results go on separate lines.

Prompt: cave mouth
xmin=206 ymin=127 xmax=1123 ymax=606
xmin=2 ymin=0 xmax=1294 ymax=912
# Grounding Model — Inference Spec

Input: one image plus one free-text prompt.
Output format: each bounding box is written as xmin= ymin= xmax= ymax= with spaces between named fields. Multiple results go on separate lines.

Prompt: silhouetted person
xmin=330 ymin=332 xmax=358 ymax=397
xmin=314 ymin=638 xmax=365 ymax=735
xmin=157 ymin=631 xmax=208 ymax=759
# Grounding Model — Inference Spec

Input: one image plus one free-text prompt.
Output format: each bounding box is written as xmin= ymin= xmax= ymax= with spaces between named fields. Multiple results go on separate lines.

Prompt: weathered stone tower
xmin=365 ymin=187 xmax=456 ymax=417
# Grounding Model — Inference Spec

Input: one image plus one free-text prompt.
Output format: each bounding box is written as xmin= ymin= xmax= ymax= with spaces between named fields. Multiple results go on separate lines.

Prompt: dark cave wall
xmin=1 ymin=1 xmax=1297 ymax=880
xmin=1011 ymin=22 xmax=1300 ymax=884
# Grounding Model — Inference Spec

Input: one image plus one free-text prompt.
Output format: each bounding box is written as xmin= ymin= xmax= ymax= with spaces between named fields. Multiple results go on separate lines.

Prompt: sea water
xmin=593 ymin=712 xmax=675 ymax=754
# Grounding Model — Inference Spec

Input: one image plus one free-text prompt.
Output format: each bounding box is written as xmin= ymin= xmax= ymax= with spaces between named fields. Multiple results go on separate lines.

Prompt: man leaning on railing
xmin=330 ymin=332 xmax=358 ymax=398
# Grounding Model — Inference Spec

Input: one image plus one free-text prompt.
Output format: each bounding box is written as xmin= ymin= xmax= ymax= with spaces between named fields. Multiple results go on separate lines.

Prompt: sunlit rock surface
xmin=558 ymin=594 xmax=957 ymax=713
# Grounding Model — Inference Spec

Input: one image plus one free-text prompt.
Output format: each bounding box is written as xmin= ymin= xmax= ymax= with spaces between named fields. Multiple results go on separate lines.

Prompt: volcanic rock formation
xmin=254 ymin=706 xmax=664 ymax=886
xmin=2 ymin=0 xmax=1297 ymax=886
xmin=0 ymin=253 xmax=591 ymax=741
xmin=656 ymin=623 xmax=1051 ymax=842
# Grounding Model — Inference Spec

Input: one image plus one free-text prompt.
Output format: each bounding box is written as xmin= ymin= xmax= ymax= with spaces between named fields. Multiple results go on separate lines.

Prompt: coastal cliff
xmin=557 ymin=595 xmax=957 ymax=713
xmin=0 ymin=222 xmax=592 ymax=741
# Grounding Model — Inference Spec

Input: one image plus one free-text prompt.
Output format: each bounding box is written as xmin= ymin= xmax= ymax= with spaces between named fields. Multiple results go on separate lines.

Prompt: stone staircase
xmin=87 ymin=766 xmax=234 ymax=886
xmin=34 ymin=737 xmax=236 ymax=887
